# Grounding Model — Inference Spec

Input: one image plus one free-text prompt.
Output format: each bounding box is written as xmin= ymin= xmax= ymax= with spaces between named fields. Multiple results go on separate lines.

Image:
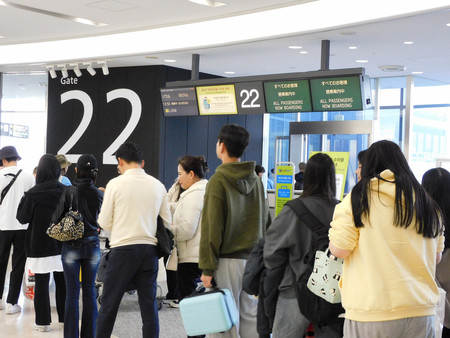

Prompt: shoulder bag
xmin=47 ymin=186 xmax=84 ymax=241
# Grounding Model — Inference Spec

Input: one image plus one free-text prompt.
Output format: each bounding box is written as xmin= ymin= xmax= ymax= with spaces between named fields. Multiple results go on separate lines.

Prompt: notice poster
xmin=275 ymin=162 xmax=295 ymax=216
xmin=310 ymin=151 xmax=349 ymax=200
xmin=196 ymin=84 xmax=238 ymax=115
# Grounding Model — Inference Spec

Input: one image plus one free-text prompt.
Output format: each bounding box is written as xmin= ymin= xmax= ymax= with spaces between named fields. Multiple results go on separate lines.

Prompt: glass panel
xmin=1 ymin=73 xmax=48 ymax=112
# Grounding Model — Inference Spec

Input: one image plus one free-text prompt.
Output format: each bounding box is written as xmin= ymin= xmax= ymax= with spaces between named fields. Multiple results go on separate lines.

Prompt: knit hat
xmin=56 ymin=154 xmax=71 ymax=169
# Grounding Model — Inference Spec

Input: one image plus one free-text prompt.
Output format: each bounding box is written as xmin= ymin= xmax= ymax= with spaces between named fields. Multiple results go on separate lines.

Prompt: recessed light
xmin=224 ymin=71 xmax=235 ymax=74
xmin=188 ymin=0 xmax=226 ymax=7
xmin=0 ymin=36 xmax=4 ymax=39
xmin=289 ymin=45 xmax=303 ymax=49
xmin=403 ymin=41 xmax=414 ymax=45
xmin=379 ymin=65 xmax=406 ymax=72
xmin=164 ymin=59 xmax=176 ymax=63
xmin=446 ymin=23 xmax=450 ymax=27
xmin=411 ymin=71 xmax=423 ymax=75
xmin=348 ymin=46 xmax=358 ymax=50
xmin=299 ymin=51 xmax=308 ymax=54
xmin=356 ymin=60 xmax=368 ymax=63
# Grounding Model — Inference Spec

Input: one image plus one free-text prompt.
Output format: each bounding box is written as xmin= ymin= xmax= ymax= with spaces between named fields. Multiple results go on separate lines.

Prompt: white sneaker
xmin=169 ymin=300 xmax=180 ymax=308
xmin=5 ymin=303 xmax=21 ymax=315
xmin=0 ymin=301 xmax=3 ymax=310
xmin=32 ymin=324 xmax=50 ymax=332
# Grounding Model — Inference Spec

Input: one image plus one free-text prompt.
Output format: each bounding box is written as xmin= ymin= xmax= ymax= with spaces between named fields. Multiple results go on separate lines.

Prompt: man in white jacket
xmin=96 ymin=142 xmax=171 ymax=338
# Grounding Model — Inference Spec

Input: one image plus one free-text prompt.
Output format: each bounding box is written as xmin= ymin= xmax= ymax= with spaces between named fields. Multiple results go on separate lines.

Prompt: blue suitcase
xmin=179 ymin=288 xmax=239 ymax=336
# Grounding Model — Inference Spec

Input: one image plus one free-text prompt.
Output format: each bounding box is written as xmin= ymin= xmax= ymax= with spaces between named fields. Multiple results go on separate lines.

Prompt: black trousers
xmin=177 ymin=263 xmax=202 ymax=301
xmin=34 ymin=272 xmax=65 ymax=325
xmin=0 ymin=230 xmax=26 ymax=304
xmin=163 ymin=254 xmax=178 ymax=299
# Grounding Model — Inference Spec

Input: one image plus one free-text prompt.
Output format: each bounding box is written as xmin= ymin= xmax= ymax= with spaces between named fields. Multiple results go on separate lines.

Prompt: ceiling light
xmin=86 ymin=64 xmax=96 ymax=76
xmin=289 ymin=45 xmax=303 ymax=49
xmin=299 ymin=51 xmax=308 ymax=54
xmin=379 ymin=65 xmax=406 ymax=72
xmin=0 ymin=36 xmax=4 ymax=39
xmin=61 ymin=67 xmax=68 ymax=78
xmin=348 ymin=46 xmax=358 ymax=50
xmin=356 ymin=59 xmax=368 ymax=63
xmin=224 ymin=71 xmax=235 ymax=74
xmin=412 ymin=71 xmax=424 ymax=75
xmin=101 ymin=63 xmax=109 ymax=75
xmin=164 ymin=59 xmax=176 ymax=63
xmin=188 ymin=0 xmax=226 ymax=7
xmin=447 ymin=23 xmax=450 ymax=27
xmin=47 ymin=66 xmax=57 ymax=79
xmin=403 ymin=41 xmax=414 ymax=45
xmin=71 ymin=64 xmax=82 ymax=77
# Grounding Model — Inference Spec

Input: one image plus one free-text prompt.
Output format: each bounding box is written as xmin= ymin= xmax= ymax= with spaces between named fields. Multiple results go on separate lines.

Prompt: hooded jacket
xmin=16 ymin=180 xmax=66 ymax=258
xmin=171 ymin=179 xmax=207 ymax=263
xmin=199 ymin=161 xmax=270 ymax=276
xmin=329 ymin=169 xmax=445 ymax=322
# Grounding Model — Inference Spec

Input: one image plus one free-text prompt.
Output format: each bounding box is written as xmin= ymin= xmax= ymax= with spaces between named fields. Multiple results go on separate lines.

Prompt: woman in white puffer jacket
xmin=171 ymin=155 xmax=209 ymax=305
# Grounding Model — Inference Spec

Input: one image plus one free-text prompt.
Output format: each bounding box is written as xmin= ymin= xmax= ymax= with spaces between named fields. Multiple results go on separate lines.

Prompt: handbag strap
xmin=68 ymin=185 xmax=78 ymax=211
xmin=0 ymin=169 xmax=22 ymax=205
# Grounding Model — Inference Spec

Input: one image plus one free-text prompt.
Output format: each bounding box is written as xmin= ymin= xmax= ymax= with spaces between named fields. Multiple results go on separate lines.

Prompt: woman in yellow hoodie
xmin=329 ymin=140 xmax=445 ymax=338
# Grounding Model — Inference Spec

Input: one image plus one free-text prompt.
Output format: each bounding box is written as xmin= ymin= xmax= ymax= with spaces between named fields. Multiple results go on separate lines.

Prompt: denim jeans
xmin=62 ymin=236 xmax=101 ymax=338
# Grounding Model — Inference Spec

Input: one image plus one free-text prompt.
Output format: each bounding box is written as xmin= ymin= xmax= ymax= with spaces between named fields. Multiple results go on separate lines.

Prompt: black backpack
xmin=286 ymin=198 xmax=344 ymax=326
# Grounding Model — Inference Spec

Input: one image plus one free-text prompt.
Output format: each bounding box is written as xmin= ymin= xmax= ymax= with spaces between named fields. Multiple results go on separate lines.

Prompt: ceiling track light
xmin=86 ymin=64 xmax=96 ymax=76
xmin=101 ymin=62 xmax=109 ymax=75
xmin=47 ymin=66 xmax=57 ymax=79
xmin=61 ymin=67 xmax=69 ymax=78
xmin=72 ymin=64 xmax=82 ymax=77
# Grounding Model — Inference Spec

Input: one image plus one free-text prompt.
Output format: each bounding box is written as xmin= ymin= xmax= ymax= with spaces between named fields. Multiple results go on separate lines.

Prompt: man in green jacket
xmin=200 ymin=124 xmax=271 ymax=338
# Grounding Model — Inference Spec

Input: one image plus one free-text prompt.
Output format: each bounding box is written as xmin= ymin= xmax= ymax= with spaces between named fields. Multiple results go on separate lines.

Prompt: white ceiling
xmin=0 ymin=0 xmax=449 ymax=85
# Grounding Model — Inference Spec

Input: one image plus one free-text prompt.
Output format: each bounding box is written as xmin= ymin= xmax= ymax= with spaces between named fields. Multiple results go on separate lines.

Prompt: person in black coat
xmin=17 ymin=154 xmax=66 ymax=332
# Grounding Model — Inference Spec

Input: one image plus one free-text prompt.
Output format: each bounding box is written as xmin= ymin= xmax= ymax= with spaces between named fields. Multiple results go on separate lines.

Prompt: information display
xmin=310 ymin=76 xmax=363 ymax=111
xmin=196 ymin=84 xmax=238 ymax=115
xmin=234 ymin=82 xmax=266 ymax=114
xmin=264 ymin=80 xmax=312 ymax=113
xmin=275 ymin=162 xmax=295 ymax=216
xmin=160 ymin=87 xmax=199 ymax=116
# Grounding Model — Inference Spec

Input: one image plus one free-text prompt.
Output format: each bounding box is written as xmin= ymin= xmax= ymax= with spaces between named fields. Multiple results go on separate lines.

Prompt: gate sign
xmin=275 ymin=162 xmax=295 ymax=216
xmin=234 ymin=81 xmax=266 ymax=114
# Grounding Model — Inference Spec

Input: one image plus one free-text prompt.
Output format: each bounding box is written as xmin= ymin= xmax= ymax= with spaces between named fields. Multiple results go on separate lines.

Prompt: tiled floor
xmin=1 ymin=258 xmax=187 ymax=337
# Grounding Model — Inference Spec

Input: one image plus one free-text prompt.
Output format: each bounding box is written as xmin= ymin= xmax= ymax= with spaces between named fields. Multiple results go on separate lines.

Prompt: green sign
xmin=310 ymin=75 xmax=363 ymax=111
xmin=264 ymin=80 xmax=312 ymax=113
xmin=275 ymin=162 xmax=295 ymax=216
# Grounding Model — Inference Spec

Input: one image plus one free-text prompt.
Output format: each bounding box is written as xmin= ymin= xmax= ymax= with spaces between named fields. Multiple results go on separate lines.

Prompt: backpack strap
xmin=0 ymin=169 xmax=22 ymax=205
xmin=285 ymin=198 xmax=330 ymax=251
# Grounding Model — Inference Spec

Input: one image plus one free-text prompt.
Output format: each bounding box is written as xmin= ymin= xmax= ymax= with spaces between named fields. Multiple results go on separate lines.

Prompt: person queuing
xmin=52 ymin=154 xmax=104 ymax=338
xmin=16 ymin=154 xmax=66 ymax=332
xmin=169 ymin=156 xmax=208 ymax=315
xmin=96 ymin=142 xmax=171 ymax=338
xmin=199 ymin=124 xmax=271 ymax=338
xmin=422 ymin=167 xmax=450 ymax=336
xmin=56 ymin=154 xmax=72 ymax=186
xmin=0 ymin=146 xmax=34 ymax=314
xmin=329 ymin=140 xmax=444 ymax=337
xmin=355 ymin=149 xmax=367 ymax=183
xmin=264 ymin=153 xmax=342 ymax=337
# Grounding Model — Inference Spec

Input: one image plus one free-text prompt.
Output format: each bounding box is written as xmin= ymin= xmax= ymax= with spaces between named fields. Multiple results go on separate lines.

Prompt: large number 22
xmin=57 ymin=89 xmax=142 ymax=165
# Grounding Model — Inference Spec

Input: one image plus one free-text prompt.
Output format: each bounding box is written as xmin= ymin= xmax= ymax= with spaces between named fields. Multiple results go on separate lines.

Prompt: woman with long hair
xmin=52 ymin=154 xmax=103 ymax=338
xmin=16 ymin=154 xmax=66 ymax=332
xmin=264 ymin=153 xmax=342 ymax=337
xmin=169 ymin=155 xmax=208 ymax=316
xmin=329 ymin=140 xmax=444 ymax=337
xmin=422 ymin=167 xmax=450 ymax=336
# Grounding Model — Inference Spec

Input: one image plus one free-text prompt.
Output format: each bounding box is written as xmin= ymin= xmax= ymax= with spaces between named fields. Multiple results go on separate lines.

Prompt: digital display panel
xmin=310 ymin=75 xmax=363 ymax=111
xmin=196 ymin=84 xmax=238 ymax=115
xmin=160 ymin=87 xmax=199 ymax=116
xmin=264 ymin=80 xmax=312 ymax=113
